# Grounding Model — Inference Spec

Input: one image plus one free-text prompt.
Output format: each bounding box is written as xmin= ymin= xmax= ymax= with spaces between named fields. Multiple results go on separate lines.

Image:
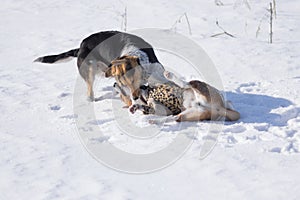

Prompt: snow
xmin=1 ymin=0 xmax=300 ymax=199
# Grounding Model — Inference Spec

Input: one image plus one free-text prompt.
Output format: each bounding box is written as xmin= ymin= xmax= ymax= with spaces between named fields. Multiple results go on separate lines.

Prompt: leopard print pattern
xmin=147 ymin=84 xmax=184 ymax=115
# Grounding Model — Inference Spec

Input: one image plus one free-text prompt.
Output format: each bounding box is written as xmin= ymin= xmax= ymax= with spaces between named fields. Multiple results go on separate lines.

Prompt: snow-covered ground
xmin=1 ymin=0 xmax=300 ymax=199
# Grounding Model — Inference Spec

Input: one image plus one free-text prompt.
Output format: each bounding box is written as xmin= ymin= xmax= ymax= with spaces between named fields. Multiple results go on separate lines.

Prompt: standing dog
xmin=35 ymin=31 xmax=167 ymax=102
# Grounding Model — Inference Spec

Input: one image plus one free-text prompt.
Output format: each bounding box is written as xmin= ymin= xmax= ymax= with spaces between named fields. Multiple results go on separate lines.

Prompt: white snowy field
xmin=1 ymin=0 xmax=300 ymax=199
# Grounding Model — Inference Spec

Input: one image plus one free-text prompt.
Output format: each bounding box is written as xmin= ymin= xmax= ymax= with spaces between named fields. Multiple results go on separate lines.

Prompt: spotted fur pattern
xmin=143 ymin=84 xmax=184 ymax=115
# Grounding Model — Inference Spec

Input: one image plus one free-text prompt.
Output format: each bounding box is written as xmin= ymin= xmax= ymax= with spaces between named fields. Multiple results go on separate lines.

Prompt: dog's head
xmin=105 ymin=55 xmax=143 ymax=100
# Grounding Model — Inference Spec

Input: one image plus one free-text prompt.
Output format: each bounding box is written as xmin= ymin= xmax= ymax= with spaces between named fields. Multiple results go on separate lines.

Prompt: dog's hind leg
xmin=164 ymin=71 xmax=189 ymax=88
xmin=86 ymin=67 xmax=95 ymax=101
xmin=148 ymin=115 xmax=178 ymax=124
xmin=215 ymin=106 xmax=240 ymax=121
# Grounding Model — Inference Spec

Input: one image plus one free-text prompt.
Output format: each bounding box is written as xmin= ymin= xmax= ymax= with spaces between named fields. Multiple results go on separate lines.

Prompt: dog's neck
xmin=121 ymin=45 xmax=169 ymax=85
xmin=141 ymin=62 xmax=169 ymax=86
xmin=121 ymin=45 xmax=150 ymax=65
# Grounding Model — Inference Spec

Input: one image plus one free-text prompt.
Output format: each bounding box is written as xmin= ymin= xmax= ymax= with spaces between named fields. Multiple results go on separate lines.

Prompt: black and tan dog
xmin=105 ymin=56 xmax=240 ymax=122
xmin=105 ymin=55 xmax=145 ymax=106
xmin=35 ymin=31 xmax=167 ymax=102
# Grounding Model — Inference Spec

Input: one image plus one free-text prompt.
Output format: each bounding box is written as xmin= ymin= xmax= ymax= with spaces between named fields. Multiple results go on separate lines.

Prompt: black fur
xmin=76 ymin=31 xmax=159 ymax=71
xmin=34 ymin=49 xmax=79 ymax=63
xmin=35 ymin=31 xmax=159 ymax=66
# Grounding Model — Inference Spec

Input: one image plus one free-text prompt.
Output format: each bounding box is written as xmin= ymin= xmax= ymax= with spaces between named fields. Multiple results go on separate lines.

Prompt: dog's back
xmin=77 ymin=31 xmax=159 ymax=67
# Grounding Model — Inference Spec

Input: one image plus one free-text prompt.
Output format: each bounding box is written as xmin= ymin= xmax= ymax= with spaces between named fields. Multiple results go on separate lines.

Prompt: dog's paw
xmin=129 ymin=104 xmax=140 ymax=114
xmin=164 ymin=71 xmax=174 ymax=80
xmin=148 ymin=118 xmax=170 ymax=125
xmin=87 ymin=96 xmax=95 ymax=102
xmin=94 ymin=97 xmax=103 ymax=102
xmin=148 ymin=119 xmax=157 ymax=124
xmin=148 ymin=119 xmax=163 ymax=124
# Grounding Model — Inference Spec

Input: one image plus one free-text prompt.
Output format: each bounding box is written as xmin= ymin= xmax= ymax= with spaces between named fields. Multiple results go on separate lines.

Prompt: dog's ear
xmin=112 ymin=55 xmax=140 ymax=67
xmin=107 ymin=59 xmax=126 ymax=77
xmin=125 ymin=56 xmax=140 ymax=66
xmin=106 ymin=65 xmax=124 ymax=77
xmin=107 ymin=55 xmax=140 ymax=77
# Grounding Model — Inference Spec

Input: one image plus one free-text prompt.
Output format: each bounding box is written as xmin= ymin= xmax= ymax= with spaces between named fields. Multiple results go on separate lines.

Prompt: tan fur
xmin=120 ymin=93 xmax=132 ymax=107
xmin=195 ymin=82 xmax=239 ymax=121
xmin=105 ymin=56 xmax=143 ymax=104
xmin=86 ymin=66 xmax=94 ymax=99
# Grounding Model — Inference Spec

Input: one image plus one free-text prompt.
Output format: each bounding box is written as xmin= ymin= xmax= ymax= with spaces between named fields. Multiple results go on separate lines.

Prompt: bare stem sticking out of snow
xmin=269 ymin=2 xmax=273 ymax=43
xmin=256 ymin=16 xmax=266 ymax=38
xmin=214 ymin=0 xmax=224 ymax=6
xmin=170 ymin=12 xmax=192 ymax=35
xmin=233 ymin=0 xmax=251 ymax=10
xmin=273 ymin=0 xmax=277 ymax=19
xmin=211 ymin=21 xmax=235 ymax=38
xmin=121 ymin=6 xmax=127 ymax=32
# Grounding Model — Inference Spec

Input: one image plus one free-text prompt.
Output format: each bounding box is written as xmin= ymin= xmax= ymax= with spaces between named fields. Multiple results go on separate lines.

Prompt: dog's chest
xmin=148 ymin=85 xmax=184 ymax=115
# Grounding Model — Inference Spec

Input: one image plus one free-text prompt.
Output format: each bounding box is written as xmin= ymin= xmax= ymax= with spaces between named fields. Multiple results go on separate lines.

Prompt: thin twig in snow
xmin=121 ymin=6 xmax=127 ymax=32
xmin=269 ymin=2 xmax=273 ymax=43
xmin=211 ymin=21 xmax=235 ymax=38
xmin=170 ymin=12 xmax=192 ymax=35
xmin=214 ymin=0 xmax=224 ymax=6
xmin=233 ymin=0 xmax=251 ymax=10
xmin=273 ymin=0 xmax=277 ymax=19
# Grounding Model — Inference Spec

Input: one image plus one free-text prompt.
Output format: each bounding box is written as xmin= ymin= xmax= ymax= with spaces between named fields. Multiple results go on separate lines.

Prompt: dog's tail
xmin=34 ymin=48 xmax=79 ymax=63
xmin=210 ymin=101 xmax=240 ymax=121
xmin=224 ymin=108 xmax=240 ymax=121
xmin=215 ymin=106 xmax=240 ymax=121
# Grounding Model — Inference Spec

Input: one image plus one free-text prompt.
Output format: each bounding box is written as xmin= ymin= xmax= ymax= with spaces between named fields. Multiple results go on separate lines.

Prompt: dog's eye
xmin=125 ymin=64 xmax=132 ymax=71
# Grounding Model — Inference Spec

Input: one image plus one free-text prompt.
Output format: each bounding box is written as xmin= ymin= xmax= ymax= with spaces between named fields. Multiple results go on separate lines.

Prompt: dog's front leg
xmin=148 ymin=116 xmax=178 ymax=124
xmin=129 ymin=104 xmax=155 ymax=114
xmin=113 ymin=82 xmax=125 ymax=95
xmin=113 ymin=82 xmax=132 ymax=107
xmin=164 ymin=71 xmax=189 ymax=88
xmin=147 ymin=98 xmax=173 ymax=116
